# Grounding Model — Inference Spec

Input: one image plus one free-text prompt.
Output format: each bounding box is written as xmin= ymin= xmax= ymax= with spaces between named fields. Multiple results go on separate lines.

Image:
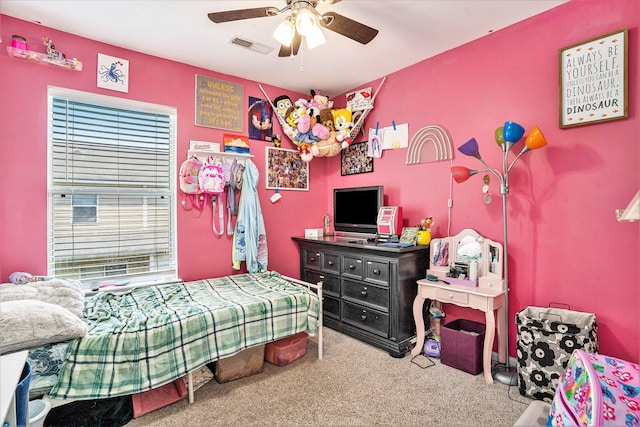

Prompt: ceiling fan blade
xmin=278 ymin=31 xmax=302 ymax=57
xmin=320 ymin=12 xmax=378 ymax=44
xmin=208 ymin=7 xmax=278 ymax=23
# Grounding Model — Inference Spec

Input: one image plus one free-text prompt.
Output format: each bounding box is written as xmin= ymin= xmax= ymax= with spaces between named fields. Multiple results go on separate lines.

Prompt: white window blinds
xmin=48 ymin=88 xmax=177 ymax=283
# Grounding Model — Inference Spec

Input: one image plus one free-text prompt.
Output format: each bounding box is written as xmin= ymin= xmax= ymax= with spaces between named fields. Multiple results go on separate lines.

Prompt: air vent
xmin=230 ymin=36 xmax=274 ymax=55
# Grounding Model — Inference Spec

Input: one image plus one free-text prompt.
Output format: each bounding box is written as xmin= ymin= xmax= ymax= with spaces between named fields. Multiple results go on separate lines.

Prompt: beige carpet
xmin=126 ymin=327 xmax=533 ymax=426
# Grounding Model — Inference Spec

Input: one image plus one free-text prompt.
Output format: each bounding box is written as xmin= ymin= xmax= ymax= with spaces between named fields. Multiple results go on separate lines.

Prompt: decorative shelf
xmin=7 ymin=46 xmax=83 ymax=71
xmin=187 ymin=150 xmax=254 ymax=166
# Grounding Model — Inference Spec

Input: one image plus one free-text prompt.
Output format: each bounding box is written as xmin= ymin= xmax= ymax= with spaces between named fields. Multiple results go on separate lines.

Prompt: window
xmin=72 ymin=194 xmax=97 ymax=223
xmin=48 ymin=87 xmax=177 ymax=285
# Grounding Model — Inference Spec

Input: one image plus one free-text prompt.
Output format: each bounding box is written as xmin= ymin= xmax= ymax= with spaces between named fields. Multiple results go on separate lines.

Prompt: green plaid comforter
xmin=49 ymin=271 xmax=320 ymax=399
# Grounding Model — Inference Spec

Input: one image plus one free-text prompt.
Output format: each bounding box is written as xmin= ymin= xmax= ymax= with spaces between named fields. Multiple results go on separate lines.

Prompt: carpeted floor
xmin=126 ymin=327 xmax=533 ymax=426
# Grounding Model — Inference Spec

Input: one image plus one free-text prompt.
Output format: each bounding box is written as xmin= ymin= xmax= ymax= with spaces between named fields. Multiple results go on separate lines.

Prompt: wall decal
xmin=406 ymin=125 xmax=453 ymax=164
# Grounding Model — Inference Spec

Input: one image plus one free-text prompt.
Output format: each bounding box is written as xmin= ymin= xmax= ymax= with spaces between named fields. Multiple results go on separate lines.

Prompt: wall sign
xmin=97 ymin=54 xmax=128 ymax=93
xmin=559 ymin=28 xmax=628 ymax=128
xmin=195 ymin=75 xmax=243 ymax=131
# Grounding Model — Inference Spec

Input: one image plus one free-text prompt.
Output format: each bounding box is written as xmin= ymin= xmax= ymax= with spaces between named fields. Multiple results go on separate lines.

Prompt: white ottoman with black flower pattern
xmin=516 ymin=306 xmax=598 ymax=401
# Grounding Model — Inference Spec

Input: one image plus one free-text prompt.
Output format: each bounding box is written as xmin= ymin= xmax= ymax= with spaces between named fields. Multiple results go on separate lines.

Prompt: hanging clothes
xmin=232 ymin=159 xmax=268 ymax=273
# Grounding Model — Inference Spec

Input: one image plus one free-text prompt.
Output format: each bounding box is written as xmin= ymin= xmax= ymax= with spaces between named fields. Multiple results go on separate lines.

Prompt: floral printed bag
xmin=516 ymin=306 xmax=598 ymax=402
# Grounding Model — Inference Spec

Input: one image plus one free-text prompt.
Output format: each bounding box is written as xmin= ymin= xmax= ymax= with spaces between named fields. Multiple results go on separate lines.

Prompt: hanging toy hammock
xmin=259 ymin=76 xmax=386 ymax=162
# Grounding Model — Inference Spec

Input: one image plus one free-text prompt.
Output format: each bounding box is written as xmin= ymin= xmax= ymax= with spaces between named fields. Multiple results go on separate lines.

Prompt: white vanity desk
xmin=411 ymin=229 xmax=507 ymax=384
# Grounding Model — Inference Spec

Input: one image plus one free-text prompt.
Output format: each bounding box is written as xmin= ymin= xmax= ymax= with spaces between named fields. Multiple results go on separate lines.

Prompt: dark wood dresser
xmin=292 ymin=236 xmax=430 ymax=357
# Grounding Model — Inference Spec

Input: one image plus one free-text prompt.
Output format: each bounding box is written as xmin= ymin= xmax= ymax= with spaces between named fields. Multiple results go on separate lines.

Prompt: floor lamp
xmin=451 ymin=121 xmax=547 ymax=385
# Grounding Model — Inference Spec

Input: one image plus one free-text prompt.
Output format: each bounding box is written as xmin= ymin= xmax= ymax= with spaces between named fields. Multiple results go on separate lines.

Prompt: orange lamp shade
xmin=525 ymin=126 xmax=547 ymax=150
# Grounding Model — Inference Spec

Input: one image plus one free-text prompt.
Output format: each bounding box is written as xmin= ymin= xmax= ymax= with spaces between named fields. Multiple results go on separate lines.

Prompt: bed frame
xmin=39 ymin=273 xmax=323 ymax=407
xmin=183 ymin=275 xmax=323 ymax=403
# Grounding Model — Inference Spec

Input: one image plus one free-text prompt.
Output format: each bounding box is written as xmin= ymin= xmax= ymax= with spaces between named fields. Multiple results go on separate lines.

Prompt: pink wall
xmin=323 ymin=0 xmax=639 ymax=363
xmin=0 ymin=15 xmax=327 ymax=283
xmin=1 ymin=0 xmax=638 ymax=363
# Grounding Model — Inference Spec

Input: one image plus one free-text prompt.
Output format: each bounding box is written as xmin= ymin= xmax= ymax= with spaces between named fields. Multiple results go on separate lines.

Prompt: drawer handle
xmin=310 ymin=256 xmax=316 ymax=262
xmin=361 ymin=287 xmax=368 ymax=296
xmin=373 ymin=268 xmax=380 ymax=275
xmin=448 ymin=294 xmax=454 ymax=299
xmin=348 ymin=264 xmax=355 ymax=270
xmin=328 ymin=260 xmax=334 ymax=266
xmin=360 ymin=310 xmax=367 ymax=321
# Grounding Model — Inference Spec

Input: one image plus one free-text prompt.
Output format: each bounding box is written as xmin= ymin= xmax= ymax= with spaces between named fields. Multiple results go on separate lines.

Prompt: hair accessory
xmin=482 ymin=174 xmax=492 ymax=204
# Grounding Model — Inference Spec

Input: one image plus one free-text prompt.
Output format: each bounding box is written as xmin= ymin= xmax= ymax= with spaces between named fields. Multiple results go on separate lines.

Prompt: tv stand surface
xmin=292 ymin=236 xmax=430 ymax=357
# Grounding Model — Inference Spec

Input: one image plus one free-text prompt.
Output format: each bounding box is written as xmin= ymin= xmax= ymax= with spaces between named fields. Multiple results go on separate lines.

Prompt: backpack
xmin=179 ymin=155 xmax=204 ymax=210
xmin=198 ymin=156 xmax=226 ymax=236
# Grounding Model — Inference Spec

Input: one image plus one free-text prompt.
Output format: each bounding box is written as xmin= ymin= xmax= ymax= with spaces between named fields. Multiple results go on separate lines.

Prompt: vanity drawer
xmin=342 ymin=279 xmax=388 ymax=312
xmin=341 ymin=301 xmax=388 ymax=337
xmin=364 ymin=259 xmax=389 ymax=285
xmin=341 ymin=255 xmax=363 ymax=279
xmin=304 ymin=249 xmax=321 ymax=270
xmin=436 ymin=288 xmax=469 ymax=305
xmin=322 ymin=252 xmax=340 ymax=274
xmin=304 ymin=270 xmax=340 ymax=296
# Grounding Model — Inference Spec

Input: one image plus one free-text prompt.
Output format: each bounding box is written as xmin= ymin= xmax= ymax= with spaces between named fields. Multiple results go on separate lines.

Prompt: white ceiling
xmin=1 ymin=0 xmax=568 ymax=96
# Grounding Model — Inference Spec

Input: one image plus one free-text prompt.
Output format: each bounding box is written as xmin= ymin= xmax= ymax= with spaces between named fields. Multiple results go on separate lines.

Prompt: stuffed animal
xmin=274 ymin=95 xmax=293 ymax=119
xmin=311 ymin=131 xmax=344 ymax=158
xmin=332 ymin=106 xmax=353 ymax=148
xmin=319 ymin=108 xmax=335 ymax=132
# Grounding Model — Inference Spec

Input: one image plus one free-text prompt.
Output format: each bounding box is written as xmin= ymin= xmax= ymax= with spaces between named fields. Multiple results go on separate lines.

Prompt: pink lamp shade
xmin=451 ymin=166 xmax=474 ymax=183
xmin=502 ymin=121 xmax=525 ymax=143
xmin=457 ymin=137 xmax=481 ymax=158
xmin=525 ymin=125 xmax=547 ymax=150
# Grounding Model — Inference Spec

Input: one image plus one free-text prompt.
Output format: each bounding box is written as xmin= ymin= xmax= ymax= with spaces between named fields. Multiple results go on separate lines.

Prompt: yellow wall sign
xmin=195 ymin=75 xmax=244 ymax=132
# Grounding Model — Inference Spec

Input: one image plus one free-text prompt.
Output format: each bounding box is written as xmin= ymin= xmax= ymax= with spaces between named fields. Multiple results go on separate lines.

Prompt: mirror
xmin=427 ymin=228 xmax=504 ymax=291
xmin=456 ymin=235 xmax=483 ymax=264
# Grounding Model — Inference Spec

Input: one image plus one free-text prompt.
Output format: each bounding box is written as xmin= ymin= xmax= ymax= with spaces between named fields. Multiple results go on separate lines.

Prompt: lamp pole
xmin=472 ymin=143 xmax=517 ymax=385
xmin=451 ymin=123 xmax=547 ymax=386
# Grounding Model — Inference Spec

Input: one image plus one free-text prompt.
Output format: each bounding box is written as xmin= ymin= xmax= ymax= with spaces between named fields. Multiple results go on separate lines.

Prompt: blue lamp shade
xmin=502 ymin=121 xmax=525 ymax=143
xmin=457 ymin=137 xmax=481 ymax=158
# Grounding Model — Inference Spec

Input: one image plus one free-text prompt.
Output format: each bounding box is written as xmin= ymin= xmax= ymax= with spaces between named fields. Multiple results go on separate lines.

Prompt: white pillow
xmin=0 ymin=280 xmax=84 ymax=318
xmin=0 ymin=300 xmax=87 ymax=354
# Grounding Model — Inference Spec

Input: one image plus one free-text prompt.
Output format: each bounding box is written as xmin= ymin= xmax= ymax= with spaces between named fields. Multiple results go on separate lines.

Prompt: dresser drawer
xmin=304 ymin=249 xmax=321 ymax=269
xmin=305 ymin=270 xmax=340 ymax=296
xmin=436 ymin=288 xmax=469 ymax=305
xmin=323 ymin=295 xmax=340 ymax=319
xmin=341 ymin=255 xmax=363 ymax=279
xmin=342 ymin=278 xmax=389 ymax=312
xmin=364 ymin=259 xmax=389 ymax=285
xmin=322 ymin=252 xmax=340 ymax=274
xmin=342 ymin=301 xmax=389 ymax=337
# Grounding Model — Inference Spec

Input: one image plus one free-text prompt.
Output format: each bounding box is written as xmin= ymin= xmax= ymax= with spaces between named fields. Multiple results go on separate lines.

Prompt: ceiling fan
xmin=208 ymin=0 xmax=379 ymax=57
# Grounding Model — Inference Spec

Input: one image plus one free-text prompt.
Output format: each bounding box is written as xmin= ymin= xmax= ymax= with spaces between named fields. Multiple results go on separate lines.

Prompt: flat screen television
xmin=333 ymin=186 xmax=384 ymax=235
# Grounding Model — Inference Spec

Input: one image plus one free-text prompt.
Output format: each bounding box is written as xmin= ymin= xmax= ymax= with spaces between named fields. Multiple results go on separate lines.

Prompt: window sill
xmin=83 ymin=276 xmax=182 ymax=296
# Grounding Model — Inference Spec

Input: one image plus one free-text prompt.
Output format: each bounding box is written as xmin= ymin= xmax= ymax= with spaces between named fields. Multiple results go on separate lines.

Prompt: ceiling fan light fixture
xmin=273 ymin=17 xmax=296 ymax=47
xmin=305 ymin=26 xmax=326 ymax=49
xmin=295 ymin=7 xmax=318 ymax=37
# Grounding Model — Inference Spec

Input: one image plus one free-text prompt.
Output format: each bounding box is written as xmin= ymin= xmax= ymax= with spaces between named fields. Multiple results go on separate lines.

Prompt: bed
xmin=0 ymin=271 xmax=322 ymax=405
